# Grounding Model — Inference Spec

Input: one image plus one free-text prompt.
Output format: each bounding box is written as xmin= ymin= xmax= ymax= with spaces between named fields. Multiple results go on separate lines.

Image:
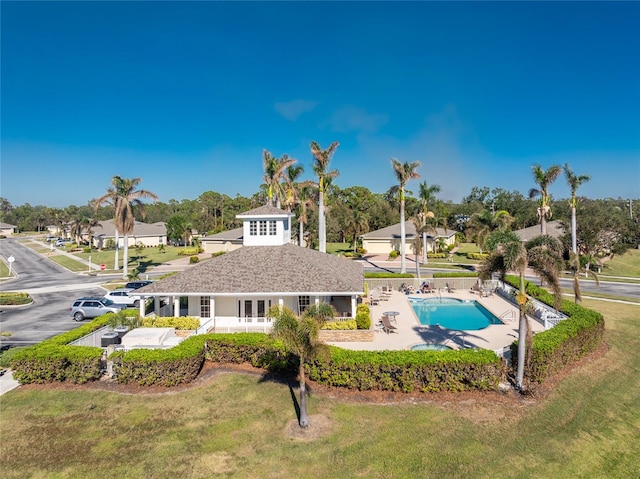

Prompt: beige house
xmin=361 ymin=221 xmax=456 ymax=255
xmin=135 ymin=205 xmax=364 ymax=331
xmin=0 ymin=222 xmax=17 ymax=236
xmin=200 ymin=227 xmax=243 ymax=254
xmin=92 ymin=219 xmax=167 ymax=248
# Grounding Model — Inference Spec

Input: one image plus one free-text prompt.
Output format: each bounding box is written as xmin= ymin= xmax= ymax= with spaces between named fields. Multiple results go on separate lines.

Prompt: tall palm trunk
xmin=318 ymin=190 xmax=326 ymax=253
xmin=422 ymin=232 xmax=428 ymax=264
xmin=123 ymin=234 xmax=129 ymax=278
xmin=298 ymin=362 xmax=309 ymax=428
xmin=571 ymin=205 xmax=577 ymax=254
xmin=516 ymin=273 xmax=527 ymax=388
xmin=540 ymin=209 xmax=547 ymax=235
xmin=400 ymin=199 xmax=406 ymax=273
xmin=114 ymin=229 xmax=120 ymax=270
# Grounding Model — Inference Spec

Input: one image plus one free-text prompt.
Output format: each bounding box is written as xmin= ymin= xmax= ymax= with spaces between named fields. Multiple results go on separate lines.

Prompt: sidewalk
xmin=0 ymin=370 xmax=20 ymax=395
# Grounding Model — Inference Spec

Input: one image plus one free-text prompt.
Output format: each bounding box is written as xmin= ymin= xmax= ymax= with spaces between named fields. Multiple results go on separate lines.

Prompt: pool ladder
xmin=446 ymin=332 xmax=466 ymax=349
xmin=499 ymin=310 xmax=516 ymax=322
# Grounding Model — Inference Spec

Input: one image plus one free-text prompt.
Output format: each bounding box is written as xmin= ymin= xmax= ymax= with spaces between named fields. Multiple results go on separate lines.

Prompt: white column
xmin=351 ymin=296 xmax=357 ymax=317
xmin=154 ymin=297 xmax=160 ymax=315
xmin=173 ymin=296 xmax=180 ymax=317
xmin=139 ymin=299 xmax=145 ymax=317
xmin=315 ymin=296 xmax=320 ymax=306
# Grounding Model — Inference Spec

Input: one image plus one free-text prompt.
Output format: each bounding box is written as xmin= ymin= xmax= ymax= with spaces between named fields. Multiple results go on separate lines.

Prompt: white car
xmin=104 ymin=288 xmax=140 ymax=307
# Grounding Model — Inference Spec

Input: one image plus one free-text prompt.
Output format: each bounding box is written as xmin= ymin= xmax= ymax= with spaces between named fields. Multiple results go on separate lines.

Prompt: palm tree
xmin=263 ymin=150 xmax=296 ymax=208
xmin=563 ymin=163 xmax=590 ymax=255
xmin=93 ymin=176 xmax=158 ymax=278
xmin=269 ymin=305 xmax=329 ymax=428
xmin=344 ymin=209 xmax=370 ymax=252
xmin=390 ymin=159 xmax=421 ymax=273
xmin=466 ymin=209 xmax=514 ymax=253
xmin=69 ymin=217 xmax=84 ymax=245
xmin=481 ymin=231 xmax=563 ymax=389
xmin=529 ymin=164 xmax=562 ymax=235
xmin=310 ymin=141 xmax=340 ymax=253
xmin=417 ymin=182 xmax=441 ymax=263
xmin=568 ymin=252 xmax=600 ymax=304
xmin=82 ymin=217 xmax=101 ymax=249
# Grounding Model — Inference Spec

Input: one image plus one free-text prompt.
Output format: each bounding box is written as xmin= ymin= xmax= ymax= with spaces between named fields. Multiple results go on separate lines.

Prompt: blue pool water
xmin=410 ymin=298 xmax=502 ymax=330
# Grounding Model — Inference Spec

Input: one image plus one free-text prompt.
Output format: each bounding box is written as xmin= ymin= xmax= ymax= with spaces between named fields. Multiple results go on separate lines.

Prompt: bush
xmin=433 ymin=272 xmax=478 ymax=278
xmin=140 ymin=316 xmax=200 ymax=330
xmin=356 ymin=247 xmax=366 ymax=255
xmin=189 ymin=255 xmax=200 ymax=264
xmin=321 ymin=320 xmax=357 ymax=330
xmin=307 ymin=347 xmax=502 ymax=393
xmin=177 ymin=247 xmax=202 ymax=256
xmin=0 ymin=292 xmax=32 ymax=305
xmin=203 ymin=333 xmax=292 ymax=372
xmin=365 ymin=272 xmax=414 ymax=278
xmin=388 ymin=250 xmax=399 ymax=259
xmin=503 ymin=276 xmax=605 ymax=386
xmin=466 ymin=252 xmax=489 ymax=260
xmin=211 ymin=251 xmax=226 ymax=257
xmin=355 ymin=304 xmax=371 ymax=330
xmin=10 ymin=345 xmax=103 ymax=384
xmin=427 ymin=252 xmax=447 ymax=258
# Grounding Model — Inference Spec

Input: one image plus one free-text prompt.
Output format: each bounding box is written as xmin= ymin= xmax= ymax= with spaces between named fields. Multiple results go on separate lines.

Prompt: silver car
xmin=103 ymin=288 xmax=140 ymax=307
xmin=69 ymin=297 xmax=126 ymax=321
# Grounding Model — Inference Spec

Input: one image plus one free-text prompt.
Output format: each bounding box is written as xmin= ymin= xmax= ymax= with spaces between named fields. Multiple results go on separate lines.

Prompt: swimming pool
xmin=410 ymin=297 xmax=503 ymax=330
xmin=410 ymin=343 xmax=454 ymax=351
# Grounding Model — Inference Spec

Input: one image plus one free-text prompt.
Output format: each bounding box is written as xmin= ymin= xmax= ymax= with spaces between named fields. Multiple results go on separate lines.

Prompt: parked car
xmin=125 ymin=280 xmax=153 ymax=290
xmin=104 ymin=288 xmax=140 ymax=307
xmin=45 ymin=235 xmax=59 ymax=243
xmin=55 ymin=238 xmax=73 ymax=247
xmin=69 ymin=297 xmax=126 ymax=321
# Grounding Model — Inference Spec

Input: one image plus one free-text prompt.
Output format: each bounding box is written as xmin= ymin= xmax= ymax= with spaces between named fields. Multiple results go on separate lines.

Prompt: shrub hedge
xmin=203 ymin=333 xmax=292 ymax=371
xmin=466 ymin=252 xmax=489 ymax=260
xmin=307 ymin=347 xmax=502 ymax=393
xmin=0 ymin=292 xmax=32 ymax=305
xmin=11 ymin=345 xmax=103 ymax=384
xmin=355 ymin=304 xmax=371 ymax=330
xmin=504 ymin=276 xmax=605 ymax=385
xmin=140 ymin=315 xmax=200 ymax=330
xmin=433 ymin=272 xmax=479 ymax=278
xmin=189 ymin=255 xmax=200 ymax=264
xmin=322 ymin=320 xmax=357 ymax=330
xmin=110 ymin=335 xmax=206 ymax=386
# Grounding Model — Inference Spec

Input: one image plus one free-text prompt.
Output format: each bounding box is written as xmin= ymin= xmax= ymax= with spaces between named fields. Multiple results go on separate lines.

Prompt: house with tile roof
xmin=92 ymin=219 xmax=167 ymax=248
xmin=135 ymin=205 xmax=364 ymax=331
xmin=360 ymin=221 xmax=456 ymax=256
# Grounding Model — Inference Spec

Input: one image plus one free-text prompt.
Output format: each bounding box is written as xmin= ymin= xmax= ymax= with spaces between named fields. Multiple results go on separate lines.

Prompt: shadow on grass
xmin=258 ymin=370 xmax=311 ymax=425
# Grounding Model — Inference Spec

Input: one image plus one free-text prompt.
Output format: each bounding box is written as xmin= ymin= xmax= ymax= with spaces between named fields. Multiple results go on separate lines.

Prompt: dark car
xmin=69 ymin=297 xmax=126 ymax=321
xmin=125 ymin=280 xmax=153 ymax=290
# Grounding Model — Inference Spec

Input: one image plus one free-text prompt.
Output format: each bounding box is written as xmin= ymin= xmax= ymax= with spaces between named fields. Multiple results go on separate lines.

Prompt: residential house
xmin=92 ymin=219 xmax=167 ymax=249
xmin=199 ymin=227 xmax=244 ymax=254
xmin=513 ymin=220 xmax=564 ymax=242
xmin=0 ymin=222 xmax=17 ymax=236
xmin=135 ymin=205 xmax=364 ymax=331
xmin=360 ymin=221 xmax=456 ymax=256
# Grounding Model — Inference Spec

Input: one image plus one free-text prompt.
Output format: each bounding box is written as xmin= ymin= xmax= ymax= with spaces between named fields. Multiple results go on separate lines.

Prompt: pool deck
xmin=330 ymin=288 xmax=545 ymax=354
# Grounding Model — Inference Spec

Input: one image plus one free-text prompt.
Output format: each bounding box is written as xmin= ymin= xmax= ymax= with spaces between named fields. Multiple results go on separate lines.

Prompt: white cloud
xmin=325 ymin=105 xmax=389 ymax=133
xmin=273 ymin=99 xmax=318 ymax=121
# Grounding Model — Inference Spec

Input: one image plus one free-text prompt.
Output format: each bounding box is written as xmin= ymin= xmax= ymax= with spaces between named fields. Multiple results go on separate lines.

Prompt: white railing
xmin=499 ymin=310 xmax=516 ymax=322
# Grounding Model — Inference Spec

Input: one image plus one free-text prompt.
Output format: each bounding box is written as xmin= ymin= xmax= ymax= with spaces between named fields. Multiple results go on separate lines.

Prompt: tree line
xmin=1 ymin=148 xmax=638 ymax=265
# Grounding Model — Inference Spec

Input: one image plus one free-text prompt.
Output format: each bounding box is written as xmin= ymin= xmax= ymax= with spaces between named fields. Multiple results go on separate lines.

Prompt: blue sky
xmin=2 ymin=1 xmax=639 ymax=208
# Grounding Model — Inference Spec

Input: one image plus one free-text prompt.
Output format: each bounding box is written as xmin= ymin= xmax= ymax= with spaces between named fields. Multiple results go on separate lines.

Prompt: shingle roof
xmin=514 ymin=220 xmax=564 ymax=242
xmin=201 ymin=227 xmax=243 ymax=242
xmin=237 ymin=205 xmax=292 ymax=217
xmin=361 ymin=221 xmax=454 ymax=239
xmin=137 ymin=243 xmax=364 ymax=296
xmin=94 ymin=219 xmax=166 ymax=237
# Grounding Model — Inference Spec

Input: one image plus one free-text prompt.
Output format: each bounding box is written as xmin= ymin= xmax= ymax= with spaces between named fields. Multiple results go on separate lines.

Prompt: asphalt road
xmin=0 ymin=238 xmax=114 ymax=349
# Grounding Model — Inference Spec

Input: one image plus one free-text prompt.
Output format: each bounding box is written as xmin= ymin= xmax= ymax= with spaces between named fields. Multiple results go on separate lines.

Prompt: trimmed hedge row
xmin=322 ymin=320 xmax=357 ymax=330
xmin=307 ymin=347 xmax=502 ymax=392
xmin=504 ymin=276 xmax=605 ymax=385
xmin=355 ymin=304 xmax=371 ymax=330
xmin=203 ymin=333 xmax=292 ymax=371
xmin=364 ymin=272 xmax=414 ymax=278
xmin=140 ymin=315 xmax=200 ymax=330
xmin=433 ymin=272 xmax=479 ymax=278
xmin=0 ymin=292 xmax=32 ymax=305
xmin=11 ymin=344 xmax=103 ymax=384
xmin=466 ymin=252 xmax=489 ymax=260
xmin=110 ymin=335 xmax=206 ymax=386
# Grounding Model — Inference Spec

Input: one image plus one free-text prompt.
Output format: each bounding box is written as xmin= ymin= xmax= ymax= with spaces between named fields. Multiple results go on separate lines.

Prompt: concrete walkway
xmin=0 ymin=370 xmax=20 ymax=395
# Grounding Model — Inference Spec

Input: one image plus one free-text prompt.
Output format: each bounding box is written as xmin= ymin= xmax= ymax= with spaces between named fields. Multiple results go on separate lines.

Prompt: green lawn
xmin=326 ymin=242 xmax=353 ymax=255
xmin=600 ymin=248 xmax=640 ymax=278
xmin=1 ymin=300 xmax=639 ymax=478
xmin=76 ymin=246 xmax=187 ymax=273
xmin=0 ymin=260 xmax=11 ymax=279
xmin=47 ymin=255 xmax=90 ymax=272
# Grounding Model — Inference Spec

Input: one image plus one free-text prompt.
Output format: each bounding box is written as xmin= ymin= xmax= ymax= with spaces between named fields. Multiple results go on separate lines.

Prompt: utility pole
xmin=628 ymin=199 xmax=633 ymax=219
